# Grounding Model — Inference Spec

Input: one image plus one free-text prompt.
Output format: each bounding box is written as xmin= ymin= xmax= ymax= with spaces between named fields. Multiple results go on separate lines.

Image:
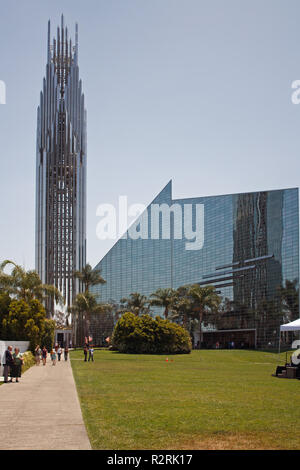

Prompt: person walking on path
xmin=64 ymin=346 xmax=69 ymax=361
xmin=88 ymin=346 xmax=94 ymax=362
xmin=50 ymin=349 xmax=57 ymax=366
xmin=3 ymin=345 xmax=14 ymax=383
xmin=57 ymin=346 xmax=62 ymax=362
xmin=42 ymin=346 xmax=48 ymax=366
xmin=35 ymin=345 xmax=42 ymax=365
xmin=83 ymin=346 xmax=88 ymax=362
xmin=10 ymin=348 xmax=24 ymax=383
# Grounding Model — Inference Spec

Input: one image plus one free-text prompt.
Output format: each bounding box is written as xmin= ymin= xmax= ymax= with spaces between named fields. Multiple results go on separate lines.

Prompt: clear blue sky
xmin=0 ymin=0 xmax=300 ymax=269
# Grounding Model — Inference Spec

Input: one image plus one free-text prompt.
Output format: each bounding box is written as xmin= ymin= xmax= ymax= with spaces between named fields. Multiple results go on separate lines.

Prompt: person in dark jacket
xmin=64 ymin=347 xmax=69 ymax=361
xmin=83 ymin=346 xmax=88 ymax=362
xmin=3 ymin=346 xmax=14 ymax=383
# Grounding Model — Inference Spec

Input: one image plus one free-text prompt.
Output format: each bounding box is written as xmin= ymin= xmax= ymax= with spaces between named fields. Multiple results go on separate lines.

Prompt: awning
xmin=280 ymin=318 xmax=300 ymax=332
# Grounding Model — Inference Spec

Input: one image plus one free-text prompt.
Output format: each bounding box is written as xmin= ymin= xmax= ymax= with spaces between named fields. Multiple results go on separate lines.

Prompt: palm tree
xmin=0 ymin=260 xmax=64 ymax=311
xmin=72 ymin=263 xmax=107 ymax=343
xmin=120 ymin=292 xmax=150 ymax=316
xmin=107 ymin=299 xmax=127 ymax=323
xmin=71 ymin=291 xmax=111 ymax=342
xmin=169 ymin=287 xmax=192 ymax=329
xmin=149 ymin=288 xmax=176 ymax=319
xmin=73 ymin=263 xmax=106 ymax=293
xmin=187 ymin=284 xmax=221 ymax=349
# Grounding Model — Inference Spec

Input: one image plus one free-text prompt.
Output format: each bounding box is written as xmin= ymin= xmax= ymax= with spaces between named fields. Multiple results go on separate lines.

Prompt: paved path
xmin=0 ymin=356 xmax=91 ymax=450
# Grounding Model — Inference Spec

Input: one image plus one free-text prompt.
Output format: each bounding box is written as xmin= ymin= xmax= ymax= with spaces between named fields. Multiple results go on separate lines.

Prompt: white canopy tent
xmin=280 ymin=318 xmax=300 ymax=332
xmin=279 ymin=318 xmax=300 ymax=353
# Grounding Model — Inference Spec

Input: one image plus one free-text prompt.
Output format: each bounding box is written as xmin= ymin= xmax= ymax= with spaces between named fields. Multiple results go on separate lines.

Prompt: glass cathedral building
xmin=35 ymin=16 xmax=87 ymax=312
xmin=92 ymin=181 xmax=299 ymax=349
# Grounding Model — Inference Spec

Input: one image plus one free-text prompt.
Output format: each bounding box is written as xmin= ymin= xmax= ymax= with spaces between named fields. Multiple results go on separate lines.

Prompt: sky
xmin=0 ymin=0 xmax=300 ymax=269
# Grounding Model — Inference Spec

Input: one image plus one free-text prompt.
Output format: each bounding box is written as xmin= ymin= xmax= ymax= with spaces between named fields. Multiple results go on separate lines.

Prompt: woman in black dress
xmin=10 ymin=347 xmax=24 ymax=382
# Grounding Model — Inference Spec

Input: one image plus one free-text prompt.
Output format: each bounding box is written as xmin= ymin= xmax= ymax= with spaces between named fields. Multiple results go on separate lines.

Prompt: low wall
xmin=0 ymin=340 xmax=30 ymax=377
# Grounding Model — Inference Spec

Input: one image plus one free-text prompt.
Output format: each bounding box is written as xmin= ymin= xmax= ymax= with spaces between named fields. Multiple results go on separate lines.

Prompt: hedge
xmin=22 ymin=351 xmax=35 ymax=373
xmin=112 ymin=312 xmax=192 ymax=354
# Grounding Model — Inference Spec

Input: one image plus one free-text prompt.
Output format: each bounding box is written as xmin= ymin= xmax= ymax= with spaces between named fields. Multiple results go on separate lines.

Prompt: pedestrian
xmin=83 ymin=346 xmax=88 ymax=362
xmin=10 ymin=348 xmax=24 ymax=383
xmin=42 ymin=346 xmax=48 ymax=365
xmin=50 ymin=349 xmax=57 ymax=365
xmin=88 ymin=346 xmax=94 ymax=362
xmin=35 ymin=345 xmax=42 ymax=365
xmin=64 ymin=346 xmax=69 ymax=361
xmin=57 ymin=345 xmax=62 ymax=362
xmin=3 ymin=345 xmax=14 ymax=383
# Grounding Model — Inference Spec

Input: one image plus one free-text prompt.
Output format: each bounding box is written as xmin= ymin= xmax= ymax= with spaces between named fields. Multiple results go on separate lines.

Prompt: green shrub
xmin=22 ymin=351 xmax=35 ymax=373
xmin=112 ymin=312 xmax=192 ymax=354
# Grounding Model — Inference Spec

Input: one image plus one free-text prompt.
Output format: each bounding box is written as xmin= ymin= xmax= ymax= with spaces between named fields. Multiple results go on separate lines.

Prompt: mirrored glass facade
xmin=92 ymin=181 xmax=299 ymax=348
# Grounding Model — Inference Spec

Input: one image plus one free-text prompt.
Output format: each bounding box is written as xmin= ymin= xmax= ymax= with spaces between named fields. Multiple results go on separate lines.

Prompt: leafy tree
xmin=149 ymin=288 xmax=177 ymax=319
xmin=120 ymin=292 xmax=150 ymax=316
xmin=1 ymin=298 xmax=47 ymax=351
xmin=41 ymin=318 xmax=56 ymax=351
xmin=112 ymin=312 xmax=192 ymax=354
xmin=0 ymin=291 xmax=11 ymax=337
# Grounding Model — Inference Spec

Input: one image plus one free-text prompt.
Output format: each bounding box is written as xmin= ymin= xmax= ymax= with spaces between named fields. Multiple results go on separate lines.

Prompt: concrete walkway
xmin=0 ymin=356 xmax=91 ymax=450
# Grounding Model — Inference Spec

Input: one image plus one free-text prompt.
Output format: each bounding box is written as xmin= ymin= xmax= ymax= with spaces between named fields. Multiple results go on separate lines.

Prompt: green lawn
xmin=70 ymin=349 xmax=300 ymax=450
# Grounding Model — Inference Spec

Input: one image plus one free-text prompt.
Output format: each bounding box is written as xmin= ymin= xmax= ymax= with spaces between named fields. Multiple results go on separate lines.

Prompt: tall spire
xmin=75 ymin=23 xmax=79 ymax=65
xmin=47 ymin=20 xmax=51 ymax=64
xmin=36 ymin=16 xmax=87 ymax=319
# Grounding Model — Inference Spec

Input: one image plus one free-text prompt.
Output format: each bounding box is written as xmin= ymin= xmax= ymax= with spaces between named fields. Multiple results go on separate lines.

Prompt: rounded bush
xmin=112 ymin=312 xmax=192 ymax=354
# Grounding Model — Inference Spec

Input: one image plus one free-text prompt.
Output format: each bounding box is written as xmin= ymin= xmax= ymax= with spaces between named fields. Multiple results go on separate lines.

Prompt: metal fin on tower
xmin=75 ymin=23 xmax=78 ymax=65
xmin=47 ymin=20 xmax=51 ymax=63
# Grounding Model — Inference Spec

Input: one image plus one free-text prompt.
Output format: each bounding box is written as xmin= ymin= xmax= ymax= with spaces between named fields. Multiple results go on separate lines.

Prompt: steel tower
xmin=35 ymin=15 xmax=86 ymax=313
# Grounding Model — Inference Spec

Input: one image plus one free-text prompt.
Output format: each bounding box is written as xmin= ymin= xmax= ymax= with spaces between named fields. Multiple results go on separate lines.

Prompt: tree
xmin=120 ymin=292 xmax=150 ymax=316
xmin=71 ymin=291 xmax=110 ymax=343
xmin=72 ymin=264 xmax=107 ymax=344
xmin=278 ymin=279 xmax=299 ymax=322
xmin=1 ymin=298 xmax=47 ymax=351
xmin=149 ymin=288 xmax=176 ymax=319
xmin=73 ymin=263 xmax=106 ymax=293
xmin=169 ymin=286 xmax=193 ymax=329
xmin=0 ymin=291 xmax=11 ymax=337
xmin=0 ymin=260 xmax=64 ymax=313
xmin=187 ymin=284 xmax=221 ymax=349
xmin=41 ymin=318 xmax=56 ymax=351
xmin=107 ymin=299 xmax=127 ymax=323
xmin=112 ymin=312 xmax=192 ymax=354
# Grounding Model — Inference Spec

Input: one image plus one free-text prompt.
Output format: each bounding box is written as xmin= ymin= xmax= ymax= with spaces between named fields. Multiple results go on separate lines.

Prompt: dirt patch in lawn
xmin=172 ymin=432 xmax=285 ymax=450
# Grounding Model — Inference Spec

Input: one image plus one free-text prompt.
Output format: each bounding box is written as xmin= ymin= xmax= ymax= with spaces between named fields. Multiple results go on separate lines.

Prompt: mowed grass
xmin=70 ymin=349 xmax=300 ymax=450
